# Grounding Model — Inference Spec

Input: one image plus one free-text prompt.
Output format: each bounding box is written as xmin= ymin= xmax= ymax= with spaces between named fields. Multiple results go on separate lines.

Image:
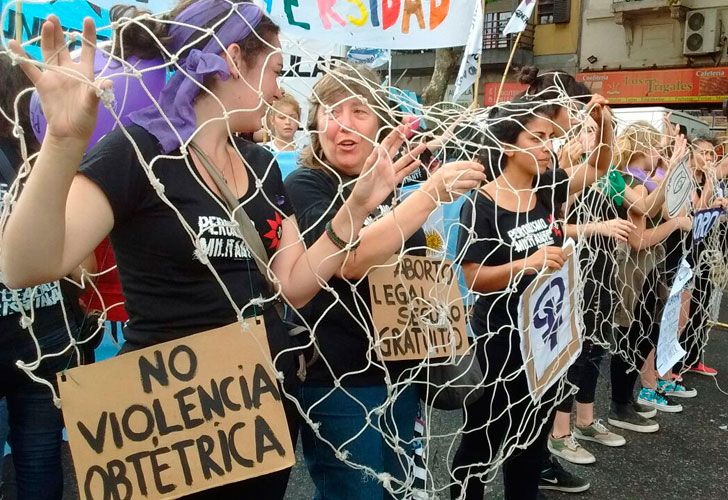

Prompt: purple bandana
xmin=129 ymin=0 xmax=264 ymax=153
xmin=626 ymin=166 xmax=658 ymax=193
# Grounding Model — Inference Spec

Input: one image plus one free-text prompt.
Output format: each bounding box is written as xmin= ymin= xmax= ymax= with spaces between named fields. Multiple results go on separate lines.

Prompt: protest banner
xmin=368 ymin=255 xmax=469 ymax=361
xmin=665 ymin=157 xmax=694 ymax=218
xmin=58 ymin=321 xmax=294 ymax=500
xmin=256 ymin=0 xmax=479 ymax=49
xmin=692 ymin=207 xmax=723 ymax=244
xmin=518 ymin=244 xmax=582 ymax=402
xmin=656 ymin=258 xmax=692 ymax=376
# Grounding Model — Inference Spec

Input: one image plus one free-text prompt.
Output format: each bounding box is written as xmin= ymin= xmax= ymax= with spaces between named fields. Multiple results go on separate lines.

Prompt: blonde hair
xmin=615 ymin=121 xmax=663 ymax=169
xmin=265 ymin=94 xmax=301 ymax=136
xmin=299 ymin=64 xmax=387 ymax=172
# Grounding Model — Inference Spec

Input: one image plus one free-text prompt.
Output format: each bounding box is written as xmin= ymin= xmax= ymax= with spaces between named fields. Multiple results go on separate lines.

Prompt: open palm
xmin=9 ymin=16 xmax=105 ymax=141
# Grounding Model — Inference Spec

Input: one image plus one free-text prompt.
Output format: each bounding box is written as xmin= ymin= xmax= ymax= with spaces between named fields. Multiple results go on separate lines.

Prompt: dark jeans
xmin=0 ymin=325 xmax=76 ymax=500
xmin=298 ymin=384 xmax=419 ymax=500
xmin=451 ymin=335 xmax=557 ymax=500
xmin=556 ymin=341 xmax=605 ymax=412
xmin=557 ymin=279 xmax=611 ymax=413
xmin=679 ymin=266 xmax=712 ymax=369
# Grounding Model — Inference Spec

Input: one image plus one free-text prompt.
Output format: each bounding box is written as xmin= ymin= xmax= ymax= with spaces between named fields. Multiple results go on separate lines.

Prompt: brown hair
xmin=615 ymin=121 xmax=662 ymax=169
xmin=112 ymin=0 xmax=280 ymax=66
xmin=0 ymin=53 xmax=39 ymax=155
xmin=299 ymin=64 xmax=387 ymax=172
xmin=265 ymin=94 xmax=301 ymax=134
xmin=516 ymin=66 xmax=591 ymax=105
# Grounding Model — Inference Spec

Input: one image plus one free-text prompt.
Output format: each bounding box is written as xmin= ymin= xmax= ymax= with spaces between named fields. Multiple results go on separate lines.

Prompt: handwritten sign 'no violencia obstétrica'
xmin=58 ymin=321 xmax=293 ymax=500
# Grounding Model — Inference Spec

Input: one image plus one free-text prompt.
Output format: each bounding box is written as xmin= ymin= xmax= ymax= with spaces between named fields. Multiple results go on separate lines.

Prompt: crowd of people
xmin=0 ymin=1 xmax=726 ymax=499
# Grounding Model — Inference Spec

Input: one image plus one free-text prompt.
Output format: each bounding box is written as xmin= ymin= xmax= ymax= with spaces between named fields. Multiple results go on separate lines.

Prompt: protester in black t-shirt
xmin=1 ymin=3 xmax=424 ymax=498
xmin=450 ymin=95 xmax=613 ymax=500
xmin=285 ymin=65 xmax=485 ymax=500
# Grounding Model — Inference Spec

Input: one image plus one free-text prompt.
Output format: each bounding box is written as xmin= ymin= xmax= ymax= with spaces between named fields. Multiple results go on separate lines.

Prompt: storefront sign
xmin=483 ymin=82 xmax=529 ymax=106
xmin=577 ymin=67 xmax=728 ymax=105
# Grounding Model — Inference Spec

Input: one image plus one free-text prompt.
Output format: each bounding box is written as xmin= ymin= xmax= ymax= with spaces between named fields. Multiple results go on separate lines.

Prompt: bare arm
xmin=461 ymin=246 xmax=566 ymax=294
xmin=562 ymin=98 xmax=613 ymax=195
xmin=339 ymin=161 xmax=485 ymax=279
xmin=627 ymin=208 xmax=689 ymax=252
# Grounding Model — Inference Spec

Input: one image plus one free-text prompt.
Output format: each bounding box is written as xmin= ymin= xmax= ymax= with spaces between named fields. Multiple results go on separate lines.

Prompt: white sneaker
xmin=547 ymin=434 xmax=596 ymax=465
xmin=573 ymin=419 xmax=626 ymax=447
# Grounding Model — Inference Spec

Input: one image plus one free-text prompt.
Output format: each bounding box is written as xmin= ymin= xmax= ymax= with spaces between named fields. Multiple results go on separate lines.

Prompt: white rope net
xmin=1 ymin=2 xmax=726 ymax=498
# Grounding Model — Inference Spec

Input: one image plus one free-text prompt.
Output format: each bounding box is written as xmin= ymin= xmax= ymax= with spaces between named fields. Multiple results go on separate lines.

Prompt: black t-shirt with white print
xmin=285 ymin=167 xmax=426 ymax=387
xmin=0 ymin=139 xmax=67 ymax=345
xmin=457 ymin=168 xmax=569 ymax=338
xmin=80 ymin=126 xmax=293 ymax=353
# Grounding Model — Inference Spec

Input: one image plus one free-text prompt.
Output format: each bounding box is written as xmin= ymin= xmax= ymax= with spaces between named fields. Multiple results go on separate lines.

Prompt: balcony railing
xmin=483 ymin=14 xmax=535 ymax=51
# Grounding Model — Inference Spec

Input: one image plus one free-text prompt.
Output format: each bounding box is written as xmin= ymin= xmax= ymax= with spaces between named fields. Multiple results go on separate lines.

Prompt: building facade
xmin=579 ymin=0 xmax=728 ymax=130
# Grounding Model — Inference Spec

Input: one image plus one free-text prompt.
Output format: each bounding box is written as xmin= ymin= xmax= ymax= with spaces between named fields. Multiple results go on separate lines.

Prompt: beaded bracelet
xmin=325 ymin=221 xmax=360 ymax=251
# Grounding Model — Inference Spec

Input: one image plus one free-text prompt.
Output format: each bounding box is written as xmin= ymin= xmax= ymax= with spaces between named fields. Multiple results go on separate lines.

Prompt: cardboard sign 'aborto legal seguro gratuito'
xmin=368 ymin=255 xmax=469 ymax=361
xmin=58 ymin=321 xmax=294 ymax=500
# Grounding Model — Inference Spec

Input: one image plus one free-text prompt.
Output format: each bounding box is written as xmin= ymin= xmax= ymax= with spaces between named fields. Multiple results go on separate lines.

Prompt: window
xmin=539 ymin=0 xmax=571 ymax=25
xmin=483 ymin=11 xmax=512 ymax=49
xmin=539 ymin=0 xmax=554 ymax=25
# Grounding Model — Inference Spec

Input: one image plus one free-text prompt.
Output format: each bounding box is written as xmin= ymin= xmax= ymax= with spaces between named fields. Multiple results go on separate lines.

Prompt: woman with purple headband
xmin=3 ymin=1 xmax=420 ymax=497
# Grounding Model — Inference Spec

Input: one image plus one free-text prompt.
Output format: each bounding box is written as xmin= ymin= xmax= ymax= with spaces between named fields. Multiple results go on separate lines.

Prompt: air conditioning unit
xmin=683 ymin=9 xmax=721 ymax=56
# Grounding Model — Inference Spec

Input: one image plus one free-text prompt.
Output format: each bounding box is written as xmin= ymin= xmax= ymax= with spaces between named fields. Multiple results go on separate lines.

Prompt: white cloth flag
xmin=451 ymin=0 xmax=483 ymax=102
xmin=502 ymin=0 xmax=536 ymax=36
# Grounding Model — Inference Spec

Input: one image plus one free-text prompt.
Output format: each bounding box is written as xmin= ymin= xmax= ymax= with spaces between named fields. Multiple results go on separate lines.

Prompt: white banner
xmin=256 ymin=0 xmax=479 ymax=49
xmin=656 ymin=258 xmax=692 ymax=376
xmin=502 ymin=0 xmax=536 ymax=36
xmin=451 ymin=0 xmax=482 ymax=102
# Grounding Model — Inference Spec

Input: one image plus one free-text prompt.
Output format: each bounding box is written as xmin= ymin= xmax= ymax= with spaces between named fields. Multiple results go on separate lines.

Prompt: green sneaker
xmin=574 ymin=419 xmax=626 ymax=447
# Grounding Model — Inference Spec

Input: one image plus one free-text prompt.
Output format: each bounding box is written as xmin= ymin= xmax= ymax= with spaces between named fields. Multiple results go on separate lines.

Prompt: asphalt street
xmin=3 ymin=314 xmax=728 ymax=499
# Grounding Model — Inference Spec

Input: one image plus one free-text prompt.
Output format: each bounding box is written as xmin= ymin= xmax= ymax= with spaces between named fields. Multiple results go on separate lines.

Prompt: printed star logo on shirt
xmin=547 ymin=215 xmax=562 ymax=238
xmin=263 ymin=212 xmax=283 ymax=249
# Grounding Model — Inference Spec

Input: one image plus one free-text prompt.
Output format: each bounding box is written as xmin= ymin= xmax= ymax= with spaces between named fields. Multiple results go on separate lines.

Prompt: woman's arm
xmin=2 ymin=19 xmax=114 ymax=288
xmin=562 ymin=98 xmax=613 ymax=195
xmin=627 ymin=207 xmax=690 ymax=252
xmin=337 ymin=161 xmax=485 ymax=279
xmin=563 ymin=218 xmax=635 ymax=242
xmin=461 ymin=246 xmax=566 ymax=294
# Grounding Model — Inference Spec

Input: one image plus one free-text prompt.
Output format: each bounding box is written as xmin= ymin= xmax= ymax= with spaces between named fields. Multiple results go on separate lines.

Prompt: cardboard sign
xmin=656 ymin=258 xmax=692 ymax=376
xmin=257 ymin=0 xmax=479 ymax=49
xmin=518 ymin=245 xmax=582 ymax=402
xmin=665 ymin=158 xmax=694 ymax=218
xmin=692 ymin=207 xmax=723 ymax=244
xmin=58 ymin=321 xmax=294 ymax=500
xmin=368 ymin=255 xmax=469 ymax=361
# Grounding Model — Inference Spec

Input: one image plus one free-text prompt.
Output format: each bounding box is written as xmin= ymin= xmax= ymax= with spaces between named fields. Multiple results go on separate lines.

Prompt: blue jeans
xmin=0 ymin=325 xmax=76 ymax=500
xmin=299 ymin=385 xmax=419 ymax=500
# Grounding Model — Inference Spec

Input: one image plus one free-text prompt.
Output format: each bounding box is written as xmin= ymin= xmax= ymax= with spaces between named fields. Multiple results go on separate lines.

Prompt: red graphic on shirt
xmin=547 ymin=215 xmax=563 ymax=238
xmin=263 ymin=212 xmax=283 ymax=249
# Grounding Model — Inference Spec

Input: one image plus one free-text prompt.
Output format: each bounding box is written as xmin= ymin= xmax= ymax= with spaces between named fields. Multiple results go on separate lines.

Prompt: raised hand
xmin=422 ymin=160 xmax=485 ymax=204
xmin=558 ymin=136 xmax=585 ymax=168
xmin=9 ymin=16 xmax=108 ymax=143
xmin=347 ymin=122 xmax=417 ymax=214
